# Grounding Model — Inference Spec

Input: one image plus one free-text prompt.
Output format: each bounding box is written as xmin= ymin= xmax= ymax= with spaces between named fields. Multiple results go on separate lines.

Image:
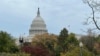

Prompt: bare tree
xmin=83 ymin=0 xmax=100 ymax=30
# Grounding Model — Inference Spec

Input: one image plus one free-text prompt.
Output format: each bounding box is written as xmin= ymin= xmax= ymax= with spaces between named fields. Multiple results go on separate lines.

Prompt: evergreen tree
xmin=67 ymin=33 xmax=79 ymax=45
xmin=58 ymin=28 xmax=68 ymax=53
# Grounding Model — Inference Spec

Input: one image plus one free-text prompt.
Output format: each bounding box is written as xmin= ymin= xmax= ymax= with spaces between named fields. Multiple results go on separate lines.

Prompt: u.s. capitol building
xmin=16 ymin=8 xmax=48 ymax=44
xmin=29 ymin=8 xmax=47 ymax=37
xmin=28 ymin=8 xmax=48 ymax=42
xmin=16 ymin=8 xmax=84 ymax=45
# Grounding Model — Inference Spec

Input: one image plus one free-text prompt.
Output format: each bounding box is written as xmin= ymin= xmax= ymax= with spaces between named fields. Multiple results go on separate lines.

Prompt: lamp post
xmin=19 ymin=36 xmax=24 ymax=52
xmin=79 ymin=42 xmax=83 ymax=56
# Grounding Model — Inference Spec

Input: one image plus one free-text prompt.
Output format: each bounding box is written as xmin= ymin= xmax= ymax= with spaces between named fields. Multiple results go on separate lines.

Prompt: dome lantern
xmin=37 ymin=8 xmax=40 ymax=16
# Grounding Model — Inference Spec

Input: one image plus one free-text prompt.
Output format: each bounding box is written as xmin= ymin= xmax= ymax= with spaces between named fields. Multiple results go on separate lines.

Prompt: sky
xmin=0 ymin=0 xmax=97 ymax=37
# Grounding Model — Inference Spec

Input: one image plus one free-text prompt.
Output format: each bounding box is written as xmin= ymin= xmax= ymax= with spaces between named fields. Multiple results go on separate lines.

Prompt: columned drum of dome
xmin=29 ymin=8 xmax=48 ymax=36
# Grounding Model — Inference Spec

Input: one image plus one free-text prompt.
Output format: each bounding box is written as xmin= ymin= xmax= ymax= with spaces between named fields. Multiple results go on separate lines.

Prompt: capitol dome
xmin=29 ymin=8 xmax=48 ymax=36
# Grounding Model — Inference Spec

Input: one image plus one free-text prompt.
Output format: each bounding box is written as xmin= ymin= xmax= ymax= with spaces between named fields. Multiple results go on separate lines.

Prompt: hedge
xmin=0 ymin=52 xmax=30 ymax=56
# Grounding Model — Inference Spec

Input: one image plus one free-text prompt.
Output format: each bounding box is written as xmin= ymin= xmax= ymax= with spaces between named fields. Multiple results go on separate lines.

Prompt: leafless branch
xmin=87 ymin=1 xmax=100 ymax=30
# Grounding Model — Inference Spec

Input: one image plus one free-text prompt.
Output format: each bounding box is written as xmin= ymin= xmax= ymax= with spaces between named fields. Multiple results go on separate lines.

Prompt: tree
xmin=80 ymin=29 xmax=95 ymax=52
xmin=83 ymin=0 xmax=100 ymax=30
xmin=94 ymin=42 xmax=100 ymax=55
xmin=32 ymin=33 xmax=57 ymax=50
xmin=67 ymin=33 xmax=79 ymax=46
xmin=94 ymin=35 xmax=100 ymax=55
xmin=80 ymin=35 xmax=95 ymax=51
xmin=80 ymin=30 xmax=100 ymax=55
xmin=65 ymin=33 xmax=79 ymax=51
xmin=58 ymin=28 xmax=68 ymax=53
xmin=61 ymin=46 xmax=92 ymax=56
xmin=22 ymin=43 xmax=54 ymax=56
xmin=95 ymin=35 xmax=100 ymax=43
xmin=31 ymin=33 xmax=57 ymax=55
xmin=0 ymin=31 xmax=19 ymax=53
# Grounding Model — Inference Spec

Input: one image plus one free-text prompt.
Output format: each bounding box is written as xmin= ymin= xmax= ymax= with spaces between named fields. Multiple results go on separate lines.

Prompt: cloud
xmin=0 ymin=0 xmax=97 ymax=37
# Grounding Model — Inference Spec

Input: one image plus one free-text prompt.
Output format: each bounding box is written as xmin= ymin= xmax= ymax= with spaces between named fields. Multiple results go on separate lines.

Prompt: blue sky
xmin=0 ymin=0 xmax=95 ymax=37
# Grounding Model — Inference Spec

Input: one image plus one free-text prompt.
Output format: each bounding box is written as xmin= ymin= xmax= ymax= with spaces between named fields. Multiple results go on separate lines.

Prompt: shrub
xmin=0 ymin=52 xmax=30 ymax=56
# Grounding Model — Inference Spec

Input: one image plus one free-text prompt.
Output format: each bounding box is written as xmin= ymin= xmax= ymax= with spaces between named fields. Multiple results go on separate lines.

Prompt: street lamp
xmin=79 ymin=42 xmax=83 ymax=56
xmin=19 ymin=36 xmax=24 ymax=52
